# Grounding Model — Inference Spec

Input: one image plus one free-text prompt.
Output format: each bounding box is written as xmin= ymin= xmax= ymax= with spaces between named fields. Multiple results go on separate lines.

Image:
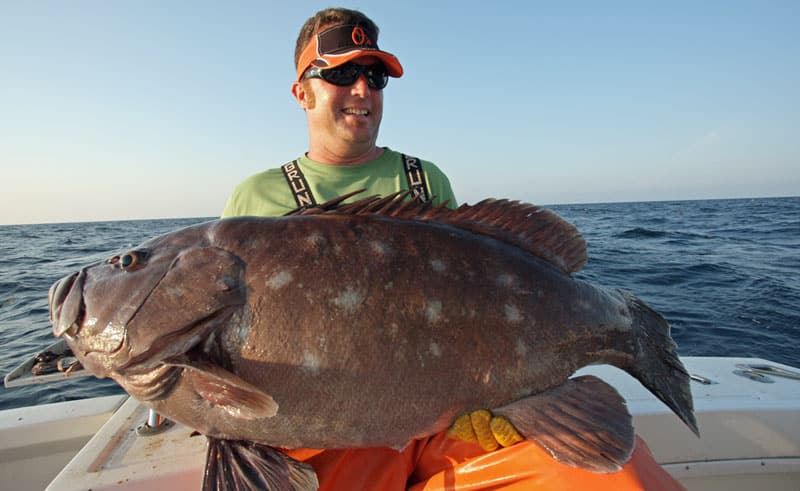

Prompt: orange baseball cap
xmin=296 ymin=23 xmax=404 ymax=81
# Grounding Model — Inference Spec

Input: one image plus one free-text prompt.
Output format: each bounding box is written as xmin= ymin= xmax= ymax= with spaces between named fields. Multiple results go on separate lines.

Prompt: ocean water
xmin=0 ymin=197 xmax=798 ymax=410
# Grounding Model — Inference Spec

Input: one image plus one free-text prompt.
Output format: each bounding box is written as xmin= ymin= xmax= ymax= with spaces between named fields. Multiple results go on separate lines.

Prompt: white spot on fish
xmin=370 ymin=241 xmax=392 ymax=257
xmin=332 ymin=287 xmax=364 ymax=313
xmin=515 ymin=339 xmax=529 ymax=357
xmin=426 ymin=300 xmax=443 ymax=324
xmin=266 ymin=271 xmax=293 ymax=290
xmin=504 ymin=304 xmax=522 ymax=323
xmin=430 ymin=258 xmax=447 ymax=273
xmin=384 ymin=281 xmax=394 ymax=291
xmin=429 ymin=342 xmax=442 ymax=357
xmin=306 ymin=232 xmax=326 ymax=246
xmin=301 ymin=350 xmax=321 ymax=374
xmin=496 ymin=274 xmax=515 ymax=287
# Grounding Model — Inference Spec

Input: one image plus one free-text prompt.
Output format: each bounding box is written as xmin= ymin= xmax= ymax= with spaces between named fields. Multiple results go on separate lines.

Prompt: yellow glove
xmin=446 ymin=409 xmax=524 ymax=451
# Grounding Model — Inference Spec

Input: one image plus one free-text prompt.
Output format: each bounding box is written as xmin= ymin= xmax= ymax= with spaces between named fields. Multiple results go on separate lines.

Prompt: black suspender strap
xmin=282 ymin=154 xmax=429 ymax=208
xmin=281 ymin=160 xmax=317 ymax=209
xmin=401 ymin=154 xmax=430 ymax=203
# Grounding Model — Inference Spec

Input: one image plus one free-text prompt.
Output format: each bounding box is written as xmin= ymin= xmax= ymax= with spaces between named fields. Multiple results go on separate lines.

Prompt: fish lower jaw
xmin=119 ymin=305 xmax=240 ymax=371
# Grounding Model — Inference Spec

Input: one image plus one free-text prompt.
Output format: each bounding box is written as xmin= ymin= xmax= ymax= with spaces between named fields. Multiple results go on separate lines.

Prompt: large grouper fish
xmin=49 ymin=192 xmax=697 ymax=490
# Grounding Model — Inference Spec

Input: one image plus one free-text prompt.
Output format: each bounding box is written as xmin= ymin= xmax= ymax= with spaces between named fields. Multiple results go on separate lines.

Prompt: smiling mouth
xmin=343 ymin=108 xmax=369 ymax=116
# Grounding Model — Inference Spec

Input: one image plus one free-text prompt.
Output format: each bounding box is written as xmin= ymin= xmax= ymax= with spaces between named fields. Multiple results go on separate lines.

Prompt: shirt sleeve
xmin=422 ymin=160 xmax=458 ymax=209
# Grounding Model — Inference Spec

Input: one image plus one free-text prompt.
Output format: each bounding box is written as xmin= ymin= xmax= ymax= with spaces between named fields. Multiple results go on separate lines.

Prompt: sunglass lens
xmin=320 ymin=63 xmax=388 ymax=90
xmin=324 ymin=64 xmax=360 ymax=86
xmin=367 ymin=67 xmax=389 ymax=90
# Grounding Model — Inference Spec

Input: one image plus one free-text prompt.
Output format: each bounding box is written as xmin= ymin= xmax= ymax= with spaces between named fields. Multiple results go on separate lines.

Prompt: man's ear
xmin=292 ymin=80 xmax=314 ymax=110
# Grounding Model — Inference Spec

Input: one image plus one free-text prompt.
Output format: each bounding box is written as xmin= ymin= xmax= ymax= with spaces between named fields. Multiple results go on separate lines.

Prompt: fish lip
xmin=51 ymin=270 xmax=87 ymax=337
xmin=49 ymin=272 xmax=76 ymax=327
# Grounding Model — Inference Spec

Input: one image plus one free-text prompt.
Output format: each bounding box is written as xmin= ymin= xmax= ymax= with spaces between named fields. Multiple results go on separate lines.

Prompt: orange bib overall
xmin=284 ymin=433 xmax=684 ymax=491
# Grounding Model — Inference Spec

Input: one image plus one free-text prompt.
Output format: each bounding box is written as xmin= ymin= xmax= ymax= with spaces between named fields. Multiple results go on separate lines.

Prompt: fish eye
xmin=108 ymin=250 xmax=147 ymax=271
xmin=120 ymin=253 xmax=136 ymax=268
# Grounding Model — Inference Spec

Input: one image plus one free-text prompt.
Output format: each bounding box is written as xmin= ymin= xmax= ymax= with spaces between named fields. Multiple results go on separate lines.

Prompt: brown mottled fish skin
xmin=49 ymin=194 xmax=696 ymax=475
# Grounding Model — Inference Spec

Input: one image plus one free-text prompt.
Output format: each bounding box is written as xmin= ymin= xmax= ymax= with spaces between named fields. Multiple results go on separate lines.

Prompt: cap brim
xmin=309 ymin=50 xmax=403 ymax=78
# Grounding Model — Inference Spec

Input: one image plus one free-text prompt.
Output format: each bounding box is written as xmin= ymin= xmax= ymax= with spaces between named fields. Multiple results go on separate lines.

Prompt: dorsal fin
xmin=283 ymin=189 xmax=366 ymax=216
xmin=285 ymin=191 xmax=587 ymax=274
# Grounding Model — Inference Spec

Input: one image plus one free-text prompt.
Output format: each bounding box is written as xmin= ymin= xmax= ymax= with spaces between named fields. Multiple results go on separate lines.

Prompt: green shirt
xmin=221 ymin=148 xmax=457 ymax=218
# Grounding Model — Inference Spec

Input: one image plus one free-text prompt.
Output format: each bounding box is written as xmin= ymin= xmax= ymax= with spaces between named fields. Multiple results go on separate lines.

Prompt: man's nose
xmin=351 ymin=74 xmax=371 ymax=96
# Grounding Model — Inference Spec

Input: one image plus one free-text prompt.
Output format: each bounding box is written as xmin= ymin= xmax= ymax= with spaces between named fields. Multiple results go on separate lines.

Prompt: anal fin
xmin=203 ymin=437 xmax=318 ymax=491
xmin=494 ymin=375 xmax=635 ymax=473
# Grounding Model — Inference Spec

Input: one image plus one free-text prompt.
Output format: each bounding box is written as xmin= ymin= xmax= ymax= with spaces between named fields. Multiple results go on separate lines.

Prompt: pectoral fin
xmin=167 ymin=355 xmax=278 ymax=419
xmin=203 ymin=437 xmax=318 ymax=491
xmin=494 ymin=375 xmax=635 ymax=473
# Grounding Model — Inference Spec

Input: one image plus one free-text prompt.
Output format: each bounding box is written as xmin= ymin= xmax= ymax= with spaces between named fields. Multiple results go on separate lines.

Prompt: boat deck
xmin=47 ymin=397 xmax=205 ymax=490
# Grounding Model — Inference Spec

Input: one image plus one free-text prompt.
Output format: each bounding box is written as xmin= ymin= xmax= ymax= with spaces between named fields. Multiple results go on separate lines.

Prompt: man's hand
xmin=446 ymin=409 xmax=524 ymax=451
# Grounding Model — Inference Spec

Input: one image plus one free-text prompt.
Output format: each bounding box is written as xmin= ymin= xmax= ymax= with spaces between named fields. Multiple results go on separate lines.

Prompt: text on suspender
xmin=281 ymin=160 xmax=317 ymax=209
xmin=401 ymin=154 xmax=430 ymax=203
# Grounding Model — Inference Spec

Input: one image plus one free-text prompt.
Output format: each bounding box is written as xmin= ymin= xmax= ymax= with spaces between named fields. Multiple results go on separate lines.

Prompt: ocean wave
xmin=615 ymin=227 xmax=668 ymax=239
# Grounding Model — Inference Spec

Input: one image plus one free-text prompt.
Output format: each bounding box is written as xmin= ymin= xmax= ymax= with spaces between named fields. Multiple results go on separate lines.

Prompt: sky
xmin=1 ymin=1 xmax=798 ymax=225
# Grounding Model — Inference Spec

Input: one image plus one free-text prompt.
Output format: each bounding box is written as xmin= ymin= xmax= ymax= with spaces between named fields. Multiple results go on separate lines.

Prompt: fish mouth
xmin=49 ymin=269 xmax=127 ymax=376
xmin=50 ymin=270 xmax=87 ymax=338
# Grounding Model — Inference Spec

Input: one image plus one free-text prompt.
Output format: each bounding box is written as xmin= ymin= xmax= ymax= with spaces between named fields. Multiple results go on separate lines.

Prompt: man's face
xmin=298 ymin=56 xmax=384 ymax=154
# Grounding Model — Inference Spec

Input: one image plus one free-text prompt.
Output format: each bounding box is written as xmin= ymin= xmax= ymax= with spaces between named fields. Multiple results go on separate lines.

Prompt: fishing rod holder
xmin=136 ymin=408 xmax=172 ymax=436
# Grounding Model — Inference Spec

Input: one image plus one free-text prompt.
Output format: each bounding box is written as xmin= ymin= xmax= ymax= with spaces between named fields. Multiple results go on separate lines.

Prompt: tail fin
xmin=622 ymin=292 xmax=699 ymax=436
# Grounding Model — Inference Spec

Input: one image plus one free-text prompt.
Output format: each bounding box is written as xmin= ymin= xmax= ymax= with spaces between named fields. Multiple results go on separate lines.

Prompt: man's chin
xmin=340 ymin=128 xmax=379 ymax=144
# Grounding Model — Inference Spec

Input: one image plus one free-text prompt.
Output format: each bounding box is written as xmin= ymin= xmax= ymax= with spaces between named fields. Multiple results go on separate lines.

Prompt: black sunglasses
xmin=303 ymin=62 xmax=389 ymax=90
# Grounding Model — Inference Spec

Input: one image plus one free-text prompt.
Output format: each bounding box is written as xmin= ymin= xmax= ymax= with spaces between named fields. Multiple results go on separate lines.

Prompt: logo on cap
xmin=351 ymin=26 xmax=373 ymax=47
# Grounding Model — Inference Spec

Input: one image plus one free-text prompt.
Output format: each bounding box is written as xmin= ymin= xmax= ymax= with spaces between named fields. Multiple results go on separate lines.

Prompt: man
xmin=221 ymin=10 xmax=455 ymax=217
xmin=223 ymin=7 xmax=685 ymax=491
